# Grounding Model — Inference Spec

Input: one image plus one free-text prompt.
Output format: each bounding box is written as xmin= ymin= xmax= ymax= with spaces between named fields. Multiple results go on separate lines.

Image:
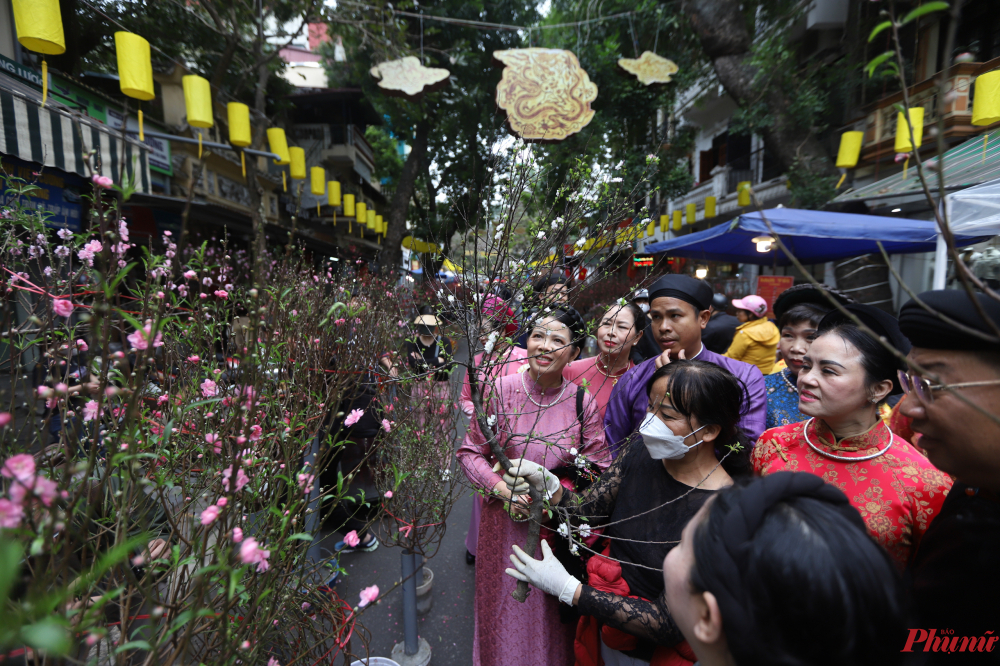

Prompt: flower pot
xmin=416 ymin=566 xmax=434 ymax=615
xmin=351 ymin=658 xmax=401 ymax=666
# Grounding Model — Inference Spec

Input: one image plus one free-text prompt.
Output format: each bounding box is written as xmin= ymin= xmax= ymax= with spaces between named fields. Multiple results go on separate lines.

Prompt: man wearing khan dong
xmin=897 ymin=290 xmax=1000 ymax=664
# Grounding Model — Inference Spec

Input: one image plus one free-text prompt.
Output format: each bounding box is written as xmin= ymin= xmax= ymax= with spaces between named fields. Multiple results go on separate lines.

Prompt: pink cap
xmin=731 ymin=295 xmax=768 ymax=317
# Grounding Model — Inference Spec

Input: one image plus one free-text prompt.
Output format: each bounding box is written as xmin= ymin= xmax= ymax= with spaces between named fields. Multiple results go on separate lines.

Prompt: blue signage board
xmin=0 ymin=155 xmax=84 ymax=231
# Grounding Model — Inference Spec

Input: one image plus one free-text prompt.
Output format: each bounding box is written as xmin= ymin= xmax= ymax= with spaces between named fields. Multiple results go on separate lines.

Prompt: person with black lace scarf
xmin=504 ymin=360 xmax=752 ymax=666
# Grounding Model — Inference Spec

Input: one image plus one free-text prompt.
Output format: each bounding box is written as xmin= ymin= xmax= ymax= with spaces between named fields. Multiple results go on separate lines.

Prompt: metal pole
xmin=401 ymin=550 xmax=419 ymax=655
xmin=126 ymin=128 xmax=282 ymax=161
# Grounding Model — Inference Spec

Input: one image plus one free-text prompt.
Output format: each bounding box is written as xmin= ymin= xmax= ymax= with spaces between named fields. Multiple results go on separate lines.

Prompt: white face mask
xmin=639 ymin=412 xmax=707 ymax=460
xmin=638 ymin=302 xmax=650 ymax=314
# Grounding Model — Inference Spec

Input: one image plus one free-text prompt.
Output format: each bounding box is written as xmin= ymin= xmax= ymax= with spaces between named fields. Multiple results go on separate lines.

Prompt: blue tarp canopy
xmin=644 ymin=208 xmax=985 ymax=265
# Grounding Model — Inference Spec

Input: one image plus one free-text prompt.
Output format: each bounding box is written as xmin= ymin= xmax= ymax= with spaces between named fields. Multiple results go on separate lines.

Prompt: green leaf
xmin=866 ymin=51 xmax=895 ymax=78
xmin=288 ymin=533 xmax=314 ymax=541
xmin=115 ymin=640 xmax=152 ymax=653
xmin=868 ymin=21 xmax=894 ymax=43
xmin=901 ymin=2 xmax=949 ymax=25
xmin=0 ymin=541 xmax=22 ymax=605
xmin=21 ymin=619 xmax=71 ymax=655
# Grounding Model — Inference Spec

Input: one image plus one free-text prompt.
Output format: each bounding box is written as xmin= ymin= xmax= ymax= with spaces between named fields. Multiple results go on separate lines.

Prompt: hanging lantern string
xmin=241 ymin=151 xmax=246 ymax=179
xmin=836 ymin=172 xmax=846 ymax=189
xmin=983 ymin=133 xmax=989 ymax=164
xmin=41 ymin=59 xmax=47 ymax=107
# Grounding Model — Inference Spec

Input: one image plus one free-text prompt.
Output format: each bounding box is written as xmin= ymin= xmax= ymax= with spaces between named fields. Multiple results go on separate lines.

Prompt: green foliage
xmin=729 ymin=34 xmax=830 ymax=138
xmin=365 ymin=126 xmax=405 ymax=191
xmin=786 ymin=157 xmax=836 ymax=210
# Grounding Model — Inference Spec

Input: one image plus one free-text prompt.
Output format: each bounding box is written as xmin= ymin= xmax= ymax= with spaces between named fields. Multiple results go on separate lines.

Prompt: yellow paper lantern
xmin=328 ymin=181 xmax=341 ymax=207
xmin=182 ymin=75 xmax=213 ymax=128
xmin=660 ymin=214 xmax=668 ymax=233
xmin=836 ymin=131 xmax=864 ymax=169
xmin=266 ymin=128 xmax=291 ymax=165
xmin=686 ymin=203 xmax=696 ymax=225
xmin=356 ymin=202 xmax=367 ymax=224
xmin=972 ymin=70 xmax=1000 ymax=126
xmin=672 ymin=210 xmax=682 ymax=232
xmin=646 ymin=220 xmax=655 ymax=237
xmin=894 ymin=107 xmax=925 ymax=153
xmin=289 ymin=147 xmax=306 ymax=180
xmin=705 ymin=196 xmax=717 ymax=218
xmin=376 ymin=215 xmax=384 ymax=233
xmin=367 ymin=209 xmax=377 ymax=230
xmin=737 ymin=181 xmax=751 ymax=207
xmin=12 ymin=0 xmax=66 ymax=55
xmin=311 ymin=167 xmax=325 ymax=196
xmin=114 ymin=33 xmax=154 ymax=101
xmin=343 ymin=194 xmax=355 ymax=217
xmin=227 ymin=103 xmax=251 ymax=147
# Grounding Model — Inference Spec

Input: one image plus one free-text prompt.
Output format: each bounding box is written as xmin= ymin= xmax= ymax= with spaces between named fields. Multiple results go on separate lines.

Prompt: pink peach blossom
xmin=358 ymin=585 xmax=379 ymax=608
xmin=1 ymin=454 xmax=35 ymax=483
xmin=91 ymin=174 xmax=113 ymax=189
xmin=381 ymin=419 xmax=392 ymax=433
xmin=214 ymin=290 xmax=228 ymax=299
xmin=344 ymin=409 xmax=364 ymax=427
xmin=205 ymin=433 xmax=221 ymax=454
xmin=239 ymin=538 xmax=270 ymax=573
xmin=75 ymin=339 xmax=88 ymax=352
xmin=200 ymin=379 xmax=217 ymax=397
xmin=217 ymin=497 xmax=228 ymax=507
xmin=222 ymin=465 xmax=250 ymax=492
xmin=0 ymin=413 xmax=11 ymax=428
xmin=249 ymin=424 xmax=262 ymax=441
xmin=344 ymin=530 xmax=360 ymax=548
xmin=232 ymin=527 xmax=244 ymax=543
xmin=200 ymin=505 xmax=220 ymax=526
xmin=0 ymin=498 xmax=24 ymax=528
xmin=83 ymin=400 xmax=99 ymax=422
xmin=127 ymin=324 xmax=163 ymax=350
xmin=52 ymin=297 xmax=74 ymax=318
xmin=187 ymin=355 xmax=200 ymax=363
xmin=384 ymin=491 xmax=393 ymax=499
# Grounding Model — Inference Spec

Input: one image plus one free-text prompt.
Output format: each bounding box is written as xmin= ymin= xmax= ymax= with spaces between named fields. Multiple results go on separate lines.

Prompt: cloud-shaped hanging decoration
xmin=370 ymin=56 xmax=450 ymax=100
xmin=618 ymin=51 xmax=679 ymax=86
xmin=493 ymin=48 xmax=598 ymax=142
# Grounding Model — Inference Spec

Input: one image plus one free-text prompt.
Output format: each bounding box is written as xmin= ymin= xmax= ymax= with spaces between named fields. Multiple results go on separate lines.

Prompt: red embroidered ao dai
xmin=751 ymin=418 xmax=952 ymax=569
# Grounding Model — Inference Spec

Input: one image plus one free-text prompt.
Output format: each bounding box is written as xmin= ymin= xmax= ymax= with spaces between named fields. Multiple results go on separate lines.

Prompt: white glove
xmin=506 ymin=539 xmax=580 ymax=605
xmin=499 ymin=458 xmax=561 ymax=499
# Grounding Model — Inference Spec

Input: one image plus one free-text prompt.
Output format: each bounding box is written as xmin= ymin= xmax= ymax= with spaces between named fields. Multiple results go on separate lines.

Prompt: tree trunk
xmin=381 ymin=119 xmax=430 ymax=274
xmin=834 ymin=254 xmax=894 ymax=313
xmin=681 ymin=0 xmax=838 ymax=182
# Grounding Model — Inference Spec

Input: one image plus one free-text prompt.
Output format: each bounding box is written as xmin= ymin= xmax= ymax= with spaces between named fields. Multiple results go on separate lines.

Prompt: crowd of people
xmin=440 ymin=273 xmax=1000 ymax=666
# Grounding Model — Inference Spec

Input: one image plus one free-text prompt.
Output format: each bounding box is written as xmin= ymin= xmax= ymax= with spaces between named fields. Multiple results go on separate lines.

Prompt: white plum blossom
xmin=484 ymin=331 xmax=499 ymax=354
xmin=557 ymin=522 xmax=571 ymax=538
xmin=578 ymin=523 xmax=592 ymax=538
xmin=487 ymin=415 xmax=497 ymax=427
xmin=537 ymin=231 xmax=546 ymax=240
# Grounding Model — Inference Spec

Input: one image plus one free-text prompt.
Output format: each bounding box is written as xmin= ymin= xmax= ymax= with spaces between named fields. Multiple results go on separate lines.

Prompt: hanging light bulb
xmin=752 ymin=235 xmax=775 ymax=253
xmin=695 ymin=266 xmax=708 ymax=279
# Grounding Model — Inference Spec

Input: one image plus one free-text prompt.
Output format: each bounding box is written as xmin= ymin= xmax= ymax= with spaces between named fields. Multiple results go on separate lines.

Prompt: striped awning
xmin=0 ymin=78 xmax=150 ymax=193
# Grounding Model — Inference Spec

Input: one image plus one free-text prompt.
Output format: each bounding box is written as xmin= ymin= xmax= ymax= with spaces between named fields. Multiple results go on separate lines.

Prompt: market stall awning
xmin=643 ymin=208 xmax=985 ymax=265
xmin=0 ymin=76 xmax=151 ymax=193
xmin=832 ymin=129 xmax=1000 ymax=205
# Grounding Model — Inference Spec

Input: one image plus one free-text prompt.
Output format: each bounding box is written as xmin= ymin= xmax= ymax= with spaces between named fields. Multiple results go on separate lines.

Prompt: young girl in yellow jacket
xmin=725 ymin=294 xmax=780 ymax=373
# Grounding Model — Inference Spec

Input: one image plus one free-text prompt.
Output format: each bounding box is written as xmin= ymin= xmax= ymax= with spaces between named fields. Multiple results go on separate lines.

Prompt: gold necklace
xmin=595 ymin=354 xmax=630 ymax=386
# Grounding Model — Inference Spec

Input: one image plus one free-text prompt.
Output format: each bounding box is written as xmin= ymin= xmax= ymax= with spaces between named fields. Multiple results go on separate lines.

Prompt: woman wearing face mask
xmin=764 ymin=285 xmax=854 ymax=429
xmin=459 ymin=295 xmax=528 ymax=565
xmin=564 ymin=302 xmax=646 ymax=423
xmin=662 ymin=472 xmax=906 ymax=666
xmin=504 ymin=360 xmax=751 ymax=666
xmin=457 ymin=306 xmax=610 ymax=666
xmin=752 ymin=304 xmax=952 ymax=569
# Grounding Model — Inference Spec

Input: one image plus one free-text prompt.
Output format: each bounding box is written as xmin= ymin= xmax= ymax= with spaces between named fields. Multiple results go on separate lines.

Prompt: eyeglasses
xmin=898 ymin=370 xmax=1000 ymax=404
